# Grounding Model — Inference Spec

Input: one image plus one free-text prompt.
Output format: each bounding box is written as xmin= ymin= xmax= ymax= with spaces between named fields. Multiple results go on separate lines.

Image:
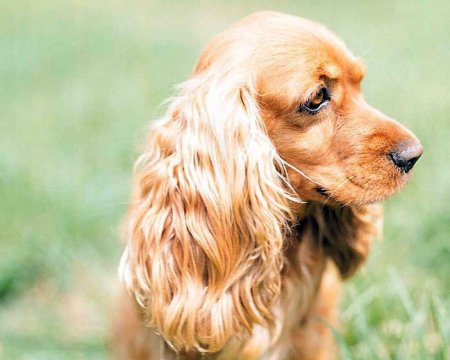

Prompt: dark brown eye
xmin=300 ymin=87 xmax=330 ymax=114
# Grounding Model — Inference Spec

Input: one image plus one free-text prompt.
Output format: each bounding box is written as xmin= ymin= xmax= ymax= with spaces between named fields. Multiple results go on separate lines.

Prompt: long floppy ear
xmin=119 ymin=71 xmax=294 ymax=352
xmin=307 ymin=204 xmax=382 ymax=278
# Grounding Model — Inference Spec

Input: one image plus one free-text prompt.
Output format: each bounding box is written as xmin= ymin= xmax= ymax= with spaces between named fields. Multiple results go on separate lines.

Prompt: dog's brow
xmin=322 ymin=63 xmax=341 ymax=79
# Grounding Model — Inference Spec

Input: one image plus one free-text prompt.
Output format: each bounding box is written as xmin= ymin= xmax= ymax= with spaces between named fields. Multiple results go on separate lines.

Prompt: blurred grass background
xmin=0 ymin=0 xmax=449 ymax=358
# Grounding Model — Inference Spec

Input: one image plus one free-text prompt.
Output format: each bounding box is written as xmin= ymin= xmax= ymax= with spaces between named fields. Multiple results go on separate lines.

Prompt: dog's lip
xmin=314 ymin=186 xmax=341 ymax=204
xmin=315 ymin=187 xmax=331 ymax=197
xmin=315 ymin=177 xmax=363 ymax=195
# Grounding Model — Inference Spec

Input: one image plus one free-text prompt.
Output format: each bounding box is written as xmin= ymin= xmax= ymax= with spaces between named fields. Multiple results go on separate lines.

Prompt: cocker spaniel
xmin=116 ymin=11 xmax=423 ymax=360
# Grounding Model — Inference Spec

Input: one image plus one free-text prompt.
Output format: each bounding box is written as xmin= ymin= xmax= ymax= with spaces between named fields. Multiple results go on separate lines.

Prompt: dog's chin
xmin=313 ymin=180 xmax=407 ymax=207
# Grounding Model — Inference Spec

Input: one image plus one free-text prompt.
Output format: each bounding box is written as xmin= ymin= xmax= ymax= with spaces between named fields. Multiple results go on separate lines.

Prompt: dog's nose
xmin=389 ymin=141 xmax=423 ymax=173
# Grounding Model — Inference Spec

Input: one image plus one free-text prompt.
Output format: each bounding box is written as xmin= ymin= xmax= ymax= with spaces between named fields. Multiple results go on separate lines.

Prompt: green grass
xmin=1 ymin=0 xmax=449 ymax=358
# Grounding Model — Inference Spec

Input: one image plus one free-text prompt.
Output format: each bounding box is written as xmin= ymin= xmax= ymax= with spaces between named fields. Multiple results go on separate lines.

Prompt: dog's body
xmin=115 ymin=12 xmax=422 ymax=360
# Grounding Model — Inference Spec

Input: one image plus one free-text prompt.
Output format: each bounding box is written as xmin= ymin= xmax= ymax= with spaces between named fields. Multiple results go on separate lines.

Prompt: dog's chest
xmin=218 ymin=245 xmax=327 ymax=360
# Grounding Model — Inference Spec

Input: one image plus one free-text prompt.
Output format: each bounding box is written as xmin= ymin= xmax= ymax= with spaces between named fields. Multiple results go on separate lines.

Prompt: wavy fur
xmin=119 ymin=69 xmax=295 ymax=352
xmin=115 ymin=11 xmax=421 ymax=360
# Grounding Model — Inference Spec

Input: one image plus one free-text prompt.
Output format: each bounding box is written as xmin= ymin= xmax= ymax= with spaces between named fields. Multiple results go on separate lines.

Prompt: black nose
xmin=389 ymin=141 xmax=423 ymax=173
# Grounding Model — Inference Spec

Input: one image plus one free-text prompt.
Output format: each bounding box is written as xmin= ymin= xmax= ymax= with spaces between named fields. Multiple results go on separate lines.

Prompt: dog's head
xmin=120 ymin=11 xmax=422 ymax=353
xmin=196 ymin=11 xmax=422 ymax=206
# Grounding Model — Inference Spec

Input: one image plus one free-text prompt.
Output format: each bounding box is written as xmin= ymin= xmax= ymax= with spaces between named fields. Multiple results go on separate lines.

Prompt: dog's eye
xmin=300 ymin=87 xmax=330 ymax=114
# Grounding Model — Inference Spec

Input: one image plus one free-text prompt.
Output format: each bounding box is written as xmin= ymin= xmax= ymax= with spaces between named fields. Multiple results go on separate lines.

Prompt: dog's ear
xmin=119 ymin=72 xmax=293 ymax=352
xmin=308 ymin=204 xmax=382 ymax=278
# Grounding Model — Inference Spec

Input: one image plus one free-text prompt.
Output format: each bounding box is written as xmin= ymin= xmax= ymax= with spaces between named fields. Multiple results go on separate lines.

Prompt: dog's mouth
xmin=314 ymin=186 xmax=340 ymax=202
xmin=314 ymin=177 xmax=401 ymax=206
xmin=314 ymin=184 xmax=361 ymax=205
xmin=315 ymin=187 xmax=330 ymax=197
xmin=314 ymin=186 xmax=344 ymax=205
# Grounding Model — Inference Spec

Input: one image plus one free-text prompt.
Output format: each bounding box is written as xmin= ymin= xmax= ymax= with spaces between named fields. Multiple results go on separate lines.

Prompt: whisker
xmin=275 ymin=158 xmax=305 ymax=204
xmin=280 ymin=159 xmax=321 ymax=185
xmin=362 ymin=179 xmax=372 ymax=205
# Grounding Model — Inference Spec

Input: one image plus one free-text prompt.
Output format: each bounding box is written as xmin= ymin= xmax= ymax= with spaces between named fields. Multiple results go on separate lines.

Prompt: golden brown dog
xmin=115 ymin=11 xmax=423 ymax=360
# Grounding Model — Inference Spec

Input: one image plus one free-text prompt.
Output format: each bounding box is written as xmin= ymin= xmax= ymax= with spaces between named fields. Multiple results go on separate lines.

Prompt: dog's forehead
xmin=196 ymin=12 xmax=364 ymax=84
xmin=267 ymin=18 xmax=365 ymax=83
xmin=269 ymin=18 xmax=363 ymax=80
xmin=243 ymin=12 xmax=364 ymax=81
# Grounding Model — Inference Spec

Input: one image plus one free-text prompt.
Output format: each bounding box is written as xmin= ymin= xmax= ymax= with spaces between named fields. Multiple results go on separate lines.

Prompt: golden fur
xmin=115 ymin=11 xmax=422 ymax=360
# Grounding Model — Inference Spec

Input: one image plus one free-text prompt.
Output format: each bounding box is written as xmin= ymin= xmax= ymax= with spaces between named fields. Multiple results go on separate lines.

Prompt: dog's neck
xmin=289 ymin=202 xmax=372 ymax=279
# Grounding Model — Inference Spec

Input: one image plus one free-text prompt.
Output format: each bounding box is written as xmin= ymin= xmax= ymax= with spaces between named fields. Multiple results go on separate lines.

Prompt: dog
xmin=115 ymin=11 xmax=423 ymax=360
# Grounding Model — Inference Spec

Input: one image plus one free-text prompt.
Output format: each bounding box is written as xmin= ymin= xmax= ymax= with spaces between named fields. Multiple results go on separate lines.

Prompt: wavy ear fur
xmin=305 ymin=204 xmax=382 ymax=278
xmin=119 ymin=70 xmax=294 ymax=352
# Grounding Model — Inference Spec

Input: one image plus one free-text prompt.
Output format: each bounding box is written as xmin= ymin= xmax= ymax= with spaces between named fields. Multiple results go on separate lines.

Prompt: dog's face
xmin=254 ymin=16 xmax=422 ymax=206
xmin=200 ymin=12 xmax=422 ymax=207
